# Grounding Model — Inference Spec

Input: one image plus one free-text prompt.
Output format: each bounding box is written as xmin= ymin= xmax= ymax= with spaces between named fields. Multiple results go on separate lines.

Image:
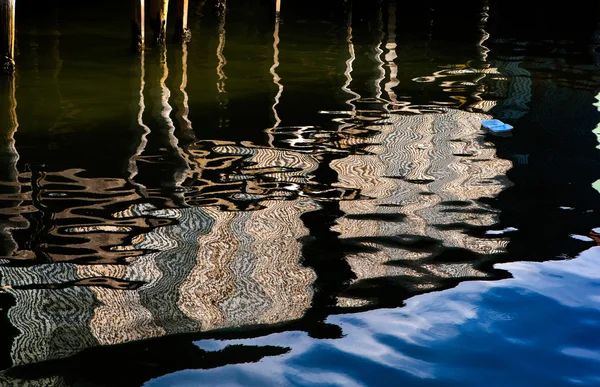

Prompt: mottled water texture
xmin=0 ymin=0 xmax=599 ymax=385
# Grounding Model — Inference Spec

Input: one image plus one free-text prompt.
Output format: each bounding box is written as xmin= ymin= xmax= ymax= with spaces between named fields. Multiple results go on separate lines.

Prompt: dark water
xmin=1 ymin=0 xmax=600 ymax=385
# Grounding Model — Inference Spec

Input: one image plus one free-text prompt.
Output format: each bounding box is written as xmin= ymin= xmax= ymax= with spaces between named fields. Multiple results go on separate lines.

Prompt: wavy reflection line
xmin=128 ymin=51 xmax=151 ymax=197
xmin=470 ymin=0 xmax=491 ymax=109
xmin=268 ymin=11 xmax=283 ymax=146
xmin=384 ymin=2 xmax=398 ymax=104
xmin=374 ymin=1 xmax=385 ymax=101
xmin=477 ymin=0 xmax=490 ymax=63
xmin=158 ymin=45 xmax=188 ymax=187
xmin=0 ymin=72 xmax=27 ymax=260
xmin=5 ymin=74 xmax=18 ymax=159
xmin=216 ymin=0 xmax=228 ymax=106
xmin=30 ymin=169 xmax=147 ymax=264
xmin=177 ymin=43 xmax=195 ymax=143
xmin=342 ymin=2 xmax=360 ymax=113
xmin=176 ymin=42 xmax=201 ymax=177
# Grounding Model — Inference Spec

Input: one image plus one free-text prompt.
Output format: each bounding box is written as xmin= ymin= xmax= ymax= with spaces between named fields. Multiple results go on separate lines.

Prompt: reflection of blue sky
xmin=145 ymin=245 xmax=600 ymax=387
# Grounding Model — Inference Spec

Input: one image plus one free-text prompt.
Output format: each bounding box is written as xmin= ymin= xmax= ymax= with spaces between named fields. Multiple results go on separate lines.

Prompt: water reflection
xmin=0 ymin=73 xmax=29 ymax=262
xmin=0 ymin=0 xmax=599 ymax=385
xmin=384 ymin=2 xmax=399 ymax=105
xmin=342 ymin=1 xmax=359 ymax=114
xmin=269 ymin=6 xmax=283 ymax=132
xmin=216 ymin=0 xmax=228 ymax=117
xmin=2 ymin=0 xmax=511 ymax=373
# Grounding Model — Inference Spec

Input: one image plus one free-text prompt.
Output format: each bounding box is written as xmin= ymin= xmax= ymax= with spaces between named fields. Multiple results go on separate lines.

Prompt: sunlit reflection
xmin=332 ymin=109 xmax=512 ymax=289
xmin=267 ymin=6 xmax=283 ymax=146
xmin=158 ymin=45 xmax=188 ymax=187
xmin=468 ymin=0 xmax=493 ymax=111
xmin=128 ymin=51 xmax=151 ymax=198
xmin=342 ymin=2 xmax=360 ymax=114
xmin=384 ymin=2 xmax=399 ymax=105
xmin=410 ymin=1 xmax=505 ymax=113
xmin=374 ymin=2 xmax=385 ymax=101
xmin=0 ymin=73 xmax=29 ymax=262
xmin=216 ymin=0 xmax=228 ymax=118
xmin=0 ymin=1 xmax=533 ymax=376
xmin=476 ymin=0 xmax=490 ymax=63
xmin=1 ymin=75 xmax=18 ymax=167
xmin=176 ymin=44 xmax=195 ymax=144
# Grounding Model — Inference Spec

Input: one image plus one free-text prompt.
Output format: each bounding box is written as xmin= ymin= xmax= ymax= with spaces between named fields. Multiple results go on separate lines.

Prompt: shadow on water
xmin=0 ymin=0 xmax=600 ymax=385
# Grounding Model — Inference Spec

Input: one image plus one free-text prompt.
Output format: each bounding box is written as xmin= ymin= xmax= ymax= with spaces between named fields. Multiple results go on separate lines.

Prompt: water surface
xmin=1 ymin=0 xmax=600 ymax=385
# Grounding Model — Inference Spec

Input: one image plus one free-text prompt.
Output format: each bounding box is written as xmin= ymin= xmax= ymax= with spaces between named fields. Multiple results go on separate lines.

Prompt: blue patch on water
xmin=145 ymin=248 xmax=600 ymax=387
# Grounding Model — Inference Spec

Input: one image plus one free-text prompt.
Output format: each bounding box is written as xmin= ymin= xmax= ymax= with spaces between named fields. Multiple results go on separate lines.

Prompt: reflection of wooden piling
xmin=1 ymin=0 xmax=16 ymax=72
xmin=150 ymin=0 xmax=169 ymax=43
xmin=131 ymin=0 xmax=145 ymax=50
xmin=174 ymin=44 xmax=196 ymax=145
xmin=0 ymin=71 xmax=30 ymax=261
xmin=173 ymin=0 xmax=191 ymax=42
xmin=0 ymin=72 xmax=18 ymax=181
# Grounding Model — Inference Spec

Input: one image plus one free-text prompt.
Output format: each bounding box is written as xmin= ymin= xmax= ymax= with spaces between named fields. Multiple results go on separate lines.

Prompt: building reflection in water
xmin=0 ymin=0 xmax=519 ymax=378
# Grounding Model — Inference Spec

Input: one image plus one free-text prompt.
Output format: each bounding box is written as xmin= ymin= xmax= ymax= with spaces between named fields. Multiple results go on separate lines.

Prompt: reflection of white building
xmin=332 ymin=108 xmax=512 ymax=303
xmin=0 ymin=2 xmax=517 ymax=376
xmin=0 ymin=108 xmax=512 ymax=369
xmin=0 ymin=174 xmax=318 ymax=369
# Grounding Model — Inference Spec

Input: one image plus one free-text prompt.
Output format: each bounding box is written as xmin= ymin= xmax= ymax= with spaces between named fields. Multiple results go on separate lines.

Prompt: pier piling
xmin=131 ymin=0 xmax=145 ymax=50
xmin=150 ymin=0 xmax=169 ymax=43
xmin=1 ymin=0 xmax=16 ymax=72
xmin=174 ymin=0 xmax=191 ymax=42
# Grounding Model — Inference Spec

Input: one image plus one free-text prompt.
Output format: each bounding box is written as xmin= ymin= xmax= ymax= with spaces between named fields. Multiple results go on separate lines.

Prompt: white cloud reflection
xmin=146 ymin=246 xmax=600 ymax=386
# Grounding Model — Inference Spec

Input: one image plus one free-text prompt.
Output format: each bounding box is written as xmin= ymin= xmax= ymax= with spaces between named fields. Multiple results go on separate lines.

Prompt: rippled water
xmin=1 ymin=0 xmax=600 ymax=385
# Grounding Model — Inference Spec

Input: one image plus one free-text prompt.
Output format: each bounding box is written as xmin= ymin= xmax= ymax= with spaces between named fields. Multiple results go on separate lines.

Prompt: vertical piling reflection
xmin=469 ymin=0 xmax=492 ymax=111
xmin=136 ymin=44 xmax=189 ymax=205
xmin=384 ymin=2 xmax=399 ymax=104
xmin=174 ymin=43 xmax=196 ymax=146
xmin=158 ymin=44 xmax=189 ymax=191
xmin=216 ymin=0 xmax=228 ymax=124
xmin=0 ymin=72 xmax=28 ymax=261
xmin=476 ymin=0 xmax=490 ymax=63
xmin=374 ymin=1 xmax=385 ymax=101
xmin=347 ymin=0 xmax=388 ymax=111
xmin=268 ymin=5 xmax=283 ymax=145
xmin=342 ymin=0 xmax=360 ymax=114
xmin=128 ymin=50 xmax=151 ymax=198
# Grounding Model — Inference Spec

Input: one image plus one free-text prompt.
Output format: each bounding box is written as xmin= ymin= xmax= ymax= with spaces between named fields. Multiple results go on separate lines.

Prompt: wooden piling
xmin=131 ymin=0 xmax=145 ymax=50
xmin=150 ymin=0 xmax=169 ymax=43
xmin=173 ymin=0 xmax=191 ymax=42
xmin=1 ymin=0 xmax=16 ymax=72
xmin=275 ymin=0 xmax=281 ymax=19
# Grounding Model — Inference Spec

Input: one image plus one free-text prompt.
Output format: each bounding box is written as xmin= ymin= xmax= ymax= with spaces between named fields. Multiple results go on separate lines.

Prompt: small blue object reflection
xmin=481 ymin=119 xmax=513 ymax=133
